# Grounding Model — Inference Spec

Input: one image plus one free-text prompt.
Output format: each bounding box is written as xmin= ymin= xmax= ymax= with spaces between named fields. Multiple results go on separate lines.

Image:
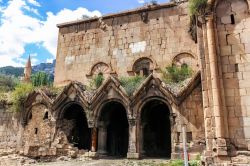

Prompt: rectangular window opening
xmin=176 ymin=132 xmax=181 ymax=143
xmin=35 ymin=128 xmax=38 ymax=134
xmin=235 ymin=64 xmax=239 ymax=72
xmin=231 ymin=14 xmax=235 ymax=24
xmin=187 ymin=132 xmax=192 ymax=143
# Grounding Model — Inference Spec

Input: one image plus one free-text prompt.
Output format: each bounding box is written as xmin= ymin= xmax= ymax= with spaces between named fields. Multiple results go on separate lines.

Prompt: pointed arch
xmin=52 ymin=81 xmax=89 ymax=119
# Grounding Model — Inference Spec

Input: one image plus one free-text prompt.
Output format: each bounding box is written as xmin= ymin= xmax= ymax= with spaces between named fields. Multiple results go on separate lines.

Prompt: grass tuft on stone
xmin=119 ymin=75 xmax=145 ymax=96
xmin=162 ymin=64 xmax=193 ymax=84
xmin=89 ymin=73 xmax=105 ymax=89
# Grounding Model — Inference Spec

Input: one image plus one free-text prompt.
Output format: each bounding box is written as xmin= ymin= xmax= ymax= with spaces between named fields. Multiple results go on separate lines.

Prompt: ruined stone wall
xmin=172 ymin=84 xmax=205 ymax=158
xmin=0 ymin=106 xmax=20 ymax=155
xmin=54 ymin=2 xmax=198 ymax=87
xmin=215 ymin=0 xmax=250 ymax=150
xmin=21 ymin=104 xmax=56 ymax=157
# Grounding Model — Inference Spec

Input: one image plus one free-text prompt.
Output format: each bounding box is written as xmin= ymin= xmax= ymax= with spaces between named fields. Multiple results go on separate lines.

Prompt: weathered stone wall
xmin=21 ymin=104 xmax=55 ymax=157
xmin=215 ymin=0 xmax=250 ymax=150
xmin=172 ymin=84 xmax=205 ymax=158
xmin=54 ymin=2 xmax=198 ymax=87
xmin=0 ymin=106 xmax=20 ymax=155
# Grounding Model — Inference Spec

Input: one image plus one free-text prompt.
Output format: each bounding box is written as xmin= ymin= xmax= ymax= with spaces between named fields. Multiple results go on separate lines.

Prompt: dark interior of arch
xmin=63 ymin=104 xmax=91 ymax=150
xmin=141 ymin=100 xmax=171 ymax=158
xmin=100 ymin=101 xmax=129 ymax=157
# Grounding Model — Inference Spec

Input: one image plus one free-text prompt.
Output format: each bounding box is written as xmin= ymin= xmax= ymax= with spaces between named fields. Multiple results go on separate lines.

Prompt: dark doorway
xmin=100 ymin=102 xmax=129 ymax=157
xmin=63 ymin=104 xmax=91 ymax=150
xmin=141 ymin=100 xmax=171 ymax=157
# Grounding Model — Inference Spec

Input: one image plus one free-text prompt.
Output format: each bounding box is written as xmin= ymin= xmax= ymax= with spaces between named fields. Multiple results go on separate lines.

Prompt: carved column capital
xmin=128 ymin=118 xmax=137 ymax=126
xmin=88 ymin=120 xmax=95 ymax=128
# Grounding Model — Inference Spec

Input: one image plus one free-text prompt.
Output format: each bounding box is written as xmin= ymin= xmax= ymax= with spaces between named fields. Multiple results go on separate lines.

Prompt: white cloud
xmin=26 ymin=0 xmax=40 ymax=7
xmin=30 ymin=53 xmax=38 ymax=57
xmin=23 ymin=5 xmax=40 ymax=15
xmin=138 ymin=0 xmax=145 ymax=4
xmin=37 ymin=8 xmax=101 ymax=58
xmin=31 ymin=58 xmax=38 ymax=65
xmin=46 ymin=58 xmax=54 ymax=63
xmin=0 ymin=0 xmax=101 ymax=67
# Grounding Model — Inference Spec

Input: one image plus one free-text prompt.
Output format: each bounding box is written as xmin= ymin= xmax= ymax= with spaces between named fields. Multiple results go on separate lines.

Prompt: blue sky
xmin=0 ymin=0 xmax=168 ymax=67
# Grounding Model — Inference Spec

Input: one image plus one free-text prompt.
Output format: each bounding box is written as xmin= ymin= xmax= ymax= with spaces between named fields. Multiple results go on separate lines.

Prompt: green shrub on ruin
xmin=188 ymin=0 xmax=207 ymax=42
xmin=119 ymin=75 xmax=145 ymax=96
xmin=162 ymin=64 xmax=193 ymax=84
xmin=189 ymin=160 xmax=201 ymax=166
xmin=89 ymin=73 xmax=104 ymax=89
xmin=11 ymin=83 xmax=34 ymax=112
xmin=169 ymin=160 xmax=184 ymax=166
xmin=188 ymin=0 xmax=207 ymax=17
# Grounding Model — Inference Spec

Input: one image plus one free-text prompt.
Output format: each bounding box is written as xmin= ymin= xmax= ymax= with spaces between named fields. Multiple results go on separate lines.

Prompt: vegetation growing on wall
xmin=189 ymin=0 xmax=207 ymax=17
xmin=11 ymin=83 xmax=34 ymax=112
xmin=119 ymin=75 xmax=145 ymax=96
xmin=188 ymin=0 xmax=208 ymax=42
xmin=89 ymin=73 xmax=105 ymax=89
xmin=162 ymin=64 xmax=193 ymax=84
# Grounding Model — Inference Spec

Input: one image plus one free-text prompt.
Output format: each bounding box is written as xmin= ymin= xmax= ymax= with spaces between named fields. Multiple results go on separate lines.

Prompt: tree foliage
xmin=0 ymin=74 xmax=19 ymax=92
xmin=31 ymin=72 xmax=52 ymax=87
xmin=162 ymin=64 xmax=193 ymax=84
xmin=119 ymin=75 xmax=145 ymax=96
xmin=11 ymin=83 xmax=34 ymax=112
xmin=0 ymin=66 xmax=24 ymax=77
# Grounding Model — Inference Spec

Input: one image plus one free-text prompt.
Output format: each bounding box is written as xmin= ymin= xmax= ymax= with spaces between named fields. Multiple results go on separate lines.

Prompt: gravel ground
xmin=0 ymin=155 xmax=170 ymax=166
xmin=34 ymin=158 xmax=170 ymax=166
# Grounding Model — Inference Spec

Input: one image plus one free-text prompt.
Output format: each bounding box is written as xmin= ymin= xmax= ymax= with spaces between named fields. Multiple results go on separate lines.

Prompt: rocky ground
xmin=0 ymin=155 xmax=170 ymax=166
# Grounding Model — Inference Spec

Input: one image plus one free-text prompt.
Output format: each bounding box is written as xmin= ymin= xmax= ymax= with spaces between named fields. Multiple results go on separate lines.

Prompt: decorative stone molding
xmin=172 ymin=52 xmax=199 ymax=71
xmin=87 ymin=62 xmax=111 ymax=77
xmin=98 ymin=17 xmax=108 ymax=31
xmin=127 ymin=57 xmax=158 ymax=75
xmin=140 ymin=11 xmax=149 ymax=23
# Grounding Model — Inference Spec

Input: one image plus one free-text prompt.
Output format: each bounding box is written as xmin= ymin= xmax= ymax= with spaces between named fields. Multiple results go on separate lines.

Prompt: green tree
xmin=31 ymin=72 xmax=51 ymax=87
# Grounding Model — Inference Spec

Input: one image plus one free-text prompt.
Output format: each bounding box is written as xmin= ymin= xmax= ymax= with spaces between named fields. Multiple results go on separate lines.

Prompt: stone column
xmin=200 ymin=20 xmax=214 ymax=162
xmin=127 ymin=119 xmax=139 ymax=159
xmin=169 ymin=113 xmax=176 ymax=156
xmin=91 ymin=127 xmax=97 ymax=152
xmin=206 ymin=15 xmax=229 ymax=155
xmin=97 ymin=122 xmax=107 ymax=154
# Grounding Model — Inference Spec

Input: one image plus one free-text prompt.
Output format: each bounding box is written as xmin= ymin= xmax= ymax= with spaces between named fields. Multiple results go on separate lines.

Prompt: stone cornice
xmin=57 ymin=2 xmax=177 ymax=28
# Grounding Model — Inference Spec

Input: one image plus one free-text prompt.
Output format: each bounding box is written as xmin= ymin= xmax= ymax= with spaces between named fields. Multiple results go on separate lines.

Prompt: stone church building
xmin=1 ymin=0 xmax=249 ymax=165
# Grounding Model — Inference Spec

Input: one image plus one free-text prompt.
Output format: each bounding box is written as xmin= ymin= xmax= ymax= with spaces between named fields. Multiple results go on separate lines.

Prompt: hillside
xmin=0 ymin=60 xmax=56 ymax=78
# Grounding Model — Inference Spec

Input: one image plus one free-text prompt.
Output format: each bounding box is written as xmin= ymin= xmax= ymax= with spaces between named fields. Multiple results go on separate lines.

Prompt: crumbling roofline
xmin=57 ymin=1 xmax=178 ymax=28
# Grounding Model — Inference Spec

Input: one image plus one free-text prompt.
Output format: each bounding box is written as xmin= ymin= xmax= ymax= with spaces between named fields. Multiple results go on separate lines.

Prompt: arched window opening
xmin=133 ymin=58 xmax=153 ymax=77
xmin=28 ymin=112 xmax=32 ymax=120
xmin=43 ymin=112 xmax=48 ymax=120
